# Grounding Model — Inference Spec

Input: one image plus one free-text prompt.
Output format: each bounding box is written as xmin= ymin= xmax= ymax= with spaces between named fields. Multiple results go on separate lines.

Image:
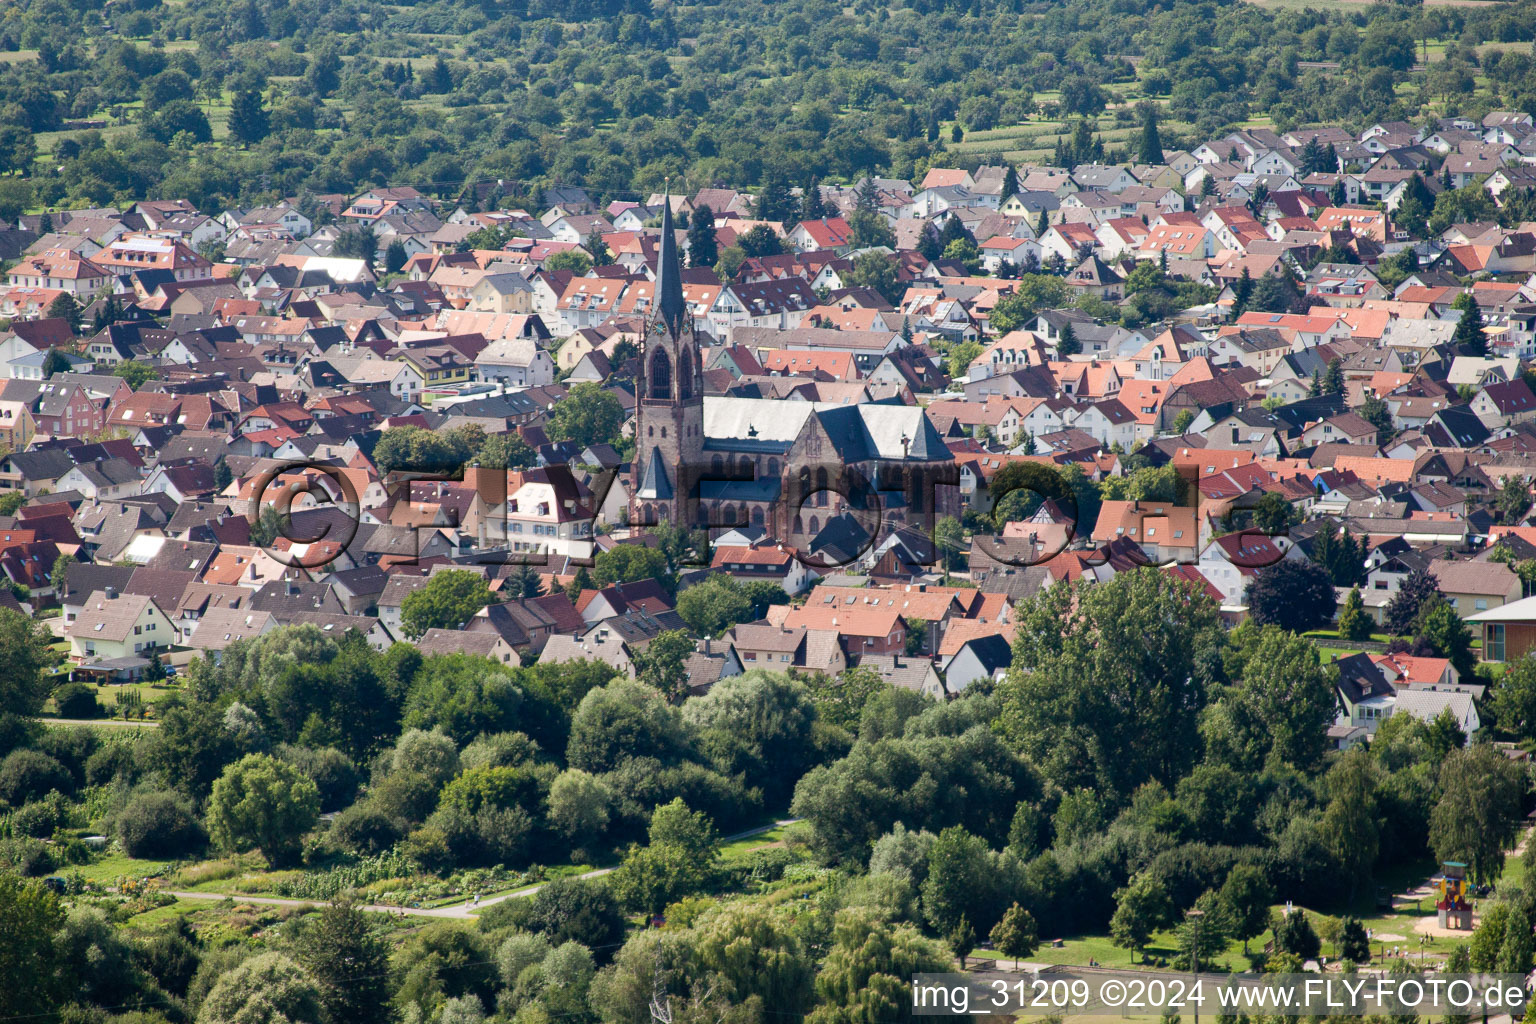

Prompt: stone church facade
xmin=631 ymin=201 xmax=958 ymax=562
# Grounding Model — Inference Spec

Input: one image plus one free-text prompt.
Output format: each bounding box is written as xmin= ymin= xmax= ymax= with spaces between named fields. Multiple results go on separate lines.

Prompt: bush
xmin=479 ymin=877 xmax=625 ymax=956
xmin=85 ymin=743 xmax=138 ymax=786
xmin=276 ymin=744 xmax=359 ymax=812
xmin=0 ymin=836 xmax=57 ymax=875
xmin=331 ymin=802 xmax=404 ymax=856
xmin=37 ymin=727 xmax=99 ymax=788
xmin=0 ymin=749 xmax=74 ymax=805
xmin=117 ymin=790 xmax=207 ymax=859
xmin=11 ymin=796 xmax=63 ymax=838
xmin=53 ymin=683 xmax=102 ymax=720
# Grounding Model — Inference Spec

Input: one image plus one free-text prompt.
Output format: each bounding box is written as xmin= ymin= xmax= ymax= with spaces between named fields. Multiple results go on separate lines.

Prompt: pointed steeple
xmin=656 ymin=191 xmax=686 ymax=338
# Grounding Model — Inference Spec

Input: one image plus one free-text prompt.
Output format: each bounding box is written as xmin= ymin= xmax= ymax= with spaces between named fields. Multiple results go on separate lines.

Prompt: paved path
xmin=162 ymin=818 xmax=800 ymax=920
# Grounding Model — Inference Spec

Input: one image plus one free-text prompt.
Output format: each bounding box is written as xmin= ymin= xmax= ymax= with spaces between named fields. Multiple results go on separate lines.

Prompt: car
xmin=163 ymin=665 xmax=177 ymax=679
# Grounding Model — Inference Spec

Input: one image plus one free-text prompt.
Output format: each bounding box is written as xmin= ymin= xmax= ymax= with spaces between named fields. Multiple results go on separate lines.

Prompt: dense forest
xmin=4 ymin=0 xmax=1536 ymax=214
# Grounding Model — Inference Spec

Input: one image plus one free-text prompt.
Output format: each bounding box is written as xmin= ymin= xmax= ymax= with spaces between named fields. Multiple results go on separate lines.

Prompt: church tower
xmin=631 ymin=195 xmax=704 ymax=527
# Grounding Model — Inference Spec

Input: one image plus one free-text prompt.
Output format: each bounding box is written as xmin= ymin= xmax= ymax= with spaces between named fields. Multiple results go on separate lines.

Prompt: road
xmin=161 ymin=818 xmax=800 ymax=920
xmin=45 ymin=717 xmax=159 ymax=728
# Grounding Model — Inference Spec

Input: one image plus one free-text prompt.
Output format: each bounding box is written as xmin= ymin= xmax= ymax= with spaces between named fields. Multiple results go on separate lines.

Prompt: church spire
xmin=656 ymin=190 xmax=686 ymax=338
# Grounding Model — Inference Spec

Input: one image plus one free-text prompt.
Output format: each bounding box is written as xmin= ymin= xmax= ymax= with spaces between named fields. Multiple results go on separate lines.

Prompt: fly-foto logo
xmin=243 ymin=452 xmax=1295 ymax=574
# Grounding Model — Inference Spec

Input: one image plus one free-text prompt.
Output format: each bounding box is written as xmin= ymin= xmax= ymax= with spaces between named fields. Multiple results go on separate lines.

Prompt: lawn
xmin=74 ymin=850 xmax=174 ymax=884
xmin=719 ymin=825 xmax=789 ymax=863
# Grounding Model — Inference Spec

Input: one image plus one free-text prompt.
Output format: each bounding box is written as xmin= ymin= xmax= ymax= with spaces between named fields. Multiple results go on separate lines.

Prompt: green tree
xmin=45 ymin=293 xmax=80 ymax=331
xmin=547 ymin=768 xmax=615 ymax=844
xmin=1415 ymin=596 xmax=1476 ymax=679
xmin=1495 ymin=476 xmax=1532 ymax=525
xmin=292 ymin=898 xmax=392 ymax=1024
xmin=1218 ymin=864 xmax=1274 ymax=953
xmin=249 ymin=505 xmax=288 ymax=547
xmin=935 ymin=515 xmax=966 ymax=572
xmin=593 ymin=543 xmax=670 ymax=587
xmin=676 ymin=575 xmax=753 ymax=637
xmin=1385 ymin=568 xmax=1443 ymax=636
xmin=1245 ymin=559 xmax=1337 ymax=633
xmin=1323 ymin=747 xmax=1380 ymax=898
xmin=1492 ymin=654 xmax=1536 ymax=743
xmin=688 ymin=204 xmax=718 ymax=268
xmin=842 ymin=251 xmax=903 ymax=305
xmin=803 ymin=664 xmax=884 ymax=731
xmin=998 ymin=568 xmax=1225 ymax=796
xmin=544 ymin=250 xmax=592 ymax=275
xmin=400 ymin=570 xmax=492 ymax=639
xmin=0 ymin=608 xmax=52 ymax=729
xmin=334 ymin=224 xmax=378 ymax=262
xmin=990 ymin=903 xmax=1039 ymax=962
xmin=633 ymin=629 xmax=695 ymax=702
xmin=1339 ymin=916 xmax=1371 ymax=962
xmin=197 ymin=952 xmax=325 ymax=1024
xmin=1498 ymin=906 xmax=1534 ymax=976
xmin=1138 ymin=105 xmax=1164 ymax=165
xmin=693 ymin=905 xmax=814 ymax=1014
xmin=611 ymin=830 xmax=716 ymax=916
xmin=112 ymin=359 xmax=158 ymax=390
xmin=1360 ymin=393 xmax=1396 ymax=446
xmin=546 ymin=382 xmax=623 ymax=448
xmin=0 ymin=876 xmax=67 ymax=1019
xmin=206 ymin=753 xmax=321 ymax=867
xmin=1273 ymin=909 xmax=1321 ymax=960
xmin=1338 ymin=586 xmax=1374 ymax=641
xmin=384 ymin=239 xmax=408 ymax=274
xmin=989 ymin=275 xmax=1070 ymax=332
xmin=1429 ymin=744 xmax=1524 ymax=884
xmin=1111 ymin=873 xmax=1171 ymax=962
xmin=810 ymin=908 xmax=949 ymax=1024
xmin=1058 ymin=322 xmax=1080 ymax=356
xmin=849 ymin=208 xmax=895 ymax=249
xmin=228 ymin=88 xmax=270 ymax=146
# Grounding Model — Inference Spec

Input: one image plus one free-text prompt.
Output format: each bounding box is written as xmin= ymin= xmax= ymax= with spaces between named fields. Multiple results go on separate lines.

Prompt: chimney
xmin=105 ymin=587 xmax=118 ymax=599
xmin=703 ymin=636 xmax=712 ymax=655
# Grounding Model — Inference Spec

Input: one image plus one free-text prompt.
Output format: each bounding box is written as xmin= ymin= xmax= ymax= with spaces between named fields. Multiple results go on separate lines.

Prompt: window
xmin=1488 ymin=624 xmax=1507 ymax=662
xmin=1476 ymin=599 xmax=1488 ymax=611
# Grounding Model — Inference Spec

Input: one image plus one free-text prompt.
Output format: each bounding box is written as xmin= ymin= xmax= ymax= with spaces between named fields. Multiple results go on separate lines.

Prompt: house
xmin=67 ymin=588 xmax=173 ymax=663
xmin=415 ymin=627 xmax=520 ymax=665
xmin=474 ymin=336 xmax=556 ymax=387
xmin=785 ymin=218 xmax=854 ymax=254
xmin=1468 ymin=595 xmax=1536 ymax=663
xmin=861 ymin=654 xmax=946 ymax=699
xmin=188 ymin=606 xmax=277 ymax=662
xmin=1470 ymin=379 xmax=1536 ymax=428
xmin=940 ymin=632 xmax=1013 ymax=693
xmin=1429 ymin=558 xmax=1522 ymax=618
xmin=708 ymin=542 xmax=818 ymax=595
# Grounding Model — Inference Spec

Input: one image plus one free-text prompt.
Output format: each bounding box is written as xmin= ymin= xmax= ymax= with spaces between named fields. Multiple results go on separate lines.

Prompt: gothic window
xmin=768 ymin=458 xmax=780 ymax=478
xmin=711 ymin=455 xmax=724 ymax=475
xmin=678 ymin=347 xmax=695 ymax=400
xmin=752 ymin=506 xmax=765 ymax=527
xmin=650 ymin=348 xmax=672 ymax=400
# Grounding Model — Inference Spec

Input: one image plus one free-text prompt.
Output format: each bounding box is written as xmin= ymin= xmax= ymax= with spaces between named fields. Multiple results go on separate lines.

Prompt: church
xmin=630 ymin=200 xmax=959 ymax=556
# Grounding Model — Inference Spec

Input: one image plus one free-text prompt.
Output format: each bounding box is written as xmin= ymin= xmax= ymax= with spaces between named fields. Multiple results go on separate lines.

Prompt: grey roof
xmin=637 ymin=446 xmax=674 ymax=501
xmin=701 ymin=396 xmax=947 ymax=462
xmin=656 ymin=196 xmax=686 ymax=337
